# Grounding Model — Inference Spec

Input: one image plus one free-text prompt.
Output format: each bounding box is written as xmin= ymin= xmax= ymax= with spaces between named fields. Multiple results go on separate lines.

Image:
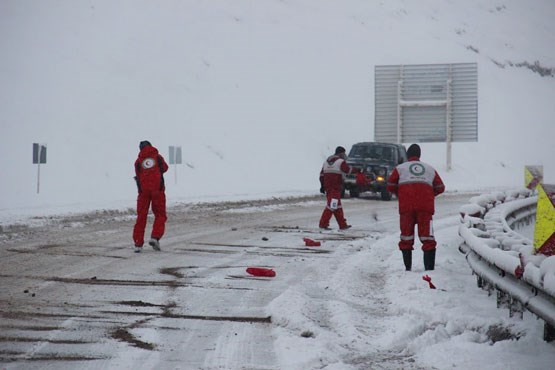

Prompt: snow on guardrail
xmin=458 ymin=188 xmax=555 ymax=341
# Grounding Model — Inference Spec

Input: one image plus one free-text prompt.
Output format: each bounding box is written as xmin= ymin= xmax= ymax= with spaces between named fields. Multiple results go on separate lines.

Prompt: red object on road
xmin=356 ymin=172 xmax=370 ymax=186
xmin=515 ymin=252 xmax=525 ymax=279
xmin=246 ymin=267 xmax=276 ymax=277
xmin=303 ymin=238 xmax=321 ymax=247
xmin=422 ymin=275 xmax=436 ymax=289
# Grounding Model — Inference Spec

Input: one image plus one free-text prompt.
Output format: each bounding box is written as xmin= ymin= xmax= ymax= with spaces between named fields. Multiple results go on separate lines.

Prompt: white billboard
xmin=375 ymin=63 xmax=478 ymax=143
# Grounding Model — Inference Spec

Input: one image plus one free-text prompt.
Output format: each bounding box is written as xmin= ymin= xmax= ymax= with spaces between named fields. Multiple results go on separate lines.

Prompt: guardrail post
xmin=497 ymin=291 xmax=510 ymax=309
xmin=509 ymin=298 xmax=524 ymax=319
xmin=544 ymin=323 xmax=555 ymax=342
xmin=483 ymin=281 xmax=494 ymax=297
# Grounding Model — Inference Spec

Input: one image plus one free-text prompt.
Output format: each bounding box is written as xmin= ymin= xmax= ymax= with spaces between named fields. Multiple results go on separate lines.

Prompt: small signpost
xmin=32 ymin=143 xmax=47 ymax=194
xmin=168 ymin=146 xmax=182 ymax=184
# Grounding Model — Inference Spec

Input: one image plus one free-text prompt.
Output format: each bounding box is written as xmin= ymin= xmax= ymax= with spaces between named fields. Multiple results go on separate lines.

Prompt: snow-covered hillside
xmin=1 ymin=0 xmax=554 ymax=215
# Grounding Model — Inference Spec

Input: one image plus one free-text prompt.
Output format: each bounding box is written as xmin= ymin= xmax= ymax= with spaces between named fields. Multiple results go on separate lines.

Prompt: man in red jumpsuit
xmin=387 ymin=144 xmax=445 ymax=271
xmin=133 ymin=140 xmax=169 ymax=253
xmin=319 ymin=146 xmax=359 ymax=230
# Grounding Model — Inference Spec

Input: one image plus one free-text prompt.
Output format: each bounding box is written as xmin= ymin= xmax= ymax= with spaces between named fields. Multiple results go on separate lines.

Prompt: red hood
xmin=139 ymin=145 xmax=159 ymax=159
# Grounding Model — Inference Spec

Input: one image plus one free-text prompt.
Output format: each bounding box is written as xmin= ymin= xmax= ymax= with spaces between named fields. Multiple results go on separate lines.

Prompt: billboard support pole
xmin=396 ymin=79 xmax=403 ymax=144
xmin=446 ymin=77 xmax=453 ymax=171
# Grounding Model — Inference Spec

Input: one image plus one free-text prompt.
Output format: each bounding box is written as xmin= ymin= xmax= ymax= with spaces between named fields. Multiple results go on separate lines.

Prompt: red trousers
xmin=133 ymin=189 xmax=167 ymax=247
xmin=319 ymin=190 xmax=348 ymax=229
xmin=398 ymin=211 xmax=436 ymax=251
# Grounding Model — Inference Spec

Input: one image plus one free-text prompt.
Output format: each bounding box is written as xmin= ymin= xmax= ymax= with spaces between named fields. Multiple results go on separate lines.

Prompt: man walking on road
xmin=133 ymin=140 xmax=169 ymax=253
xmin=387 ymin=144 xmax=445 ymax=271
xmin=319 ymin=146 xmax=360 ymax=230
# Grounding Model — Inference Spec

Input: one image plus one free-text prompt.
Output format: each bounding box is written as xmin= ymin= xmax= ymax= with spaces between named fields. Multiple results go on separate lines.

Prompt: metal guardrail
xmin=458 ymin=189 xmax=555 ymax=341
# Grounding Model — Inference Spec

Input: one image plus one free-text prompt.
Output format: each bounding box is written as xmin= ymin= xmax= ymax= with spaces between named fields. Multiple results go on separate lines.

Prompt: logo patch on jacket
xmin=142 ymin=158 xmax=156 ymax=169
xmin=409 ymin=163 xmax=426 ymax=176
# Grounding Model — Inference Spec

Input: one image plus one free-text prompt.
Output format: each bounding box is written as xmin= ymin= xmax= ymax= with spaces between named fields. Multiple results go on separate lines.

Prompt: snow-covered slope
xmin=1 ymin=0 xmax=554 ymax=213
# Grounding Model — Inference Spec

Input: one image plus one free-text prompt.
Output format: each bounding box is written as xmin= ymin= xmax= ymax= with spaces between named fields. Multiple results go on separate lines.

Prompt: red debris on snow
xmin=303 ymin=237 xmax=321 ymax=247
xmin=422 ymin=275 xmax=436 ymax=289
xmin=515 ymin=253 xmax=525 ymax=279
xmin=246 ymin=267 xmax=276 ymax=277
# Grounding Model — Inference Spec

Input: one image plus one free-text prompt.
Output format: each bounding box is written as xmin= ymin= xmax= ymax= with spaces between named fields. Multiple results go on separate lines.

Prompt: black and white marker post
xmin=168 ymin=145 xmax=182 ymax=184
xmin=32 ymin=143 xmax=47 ymax=194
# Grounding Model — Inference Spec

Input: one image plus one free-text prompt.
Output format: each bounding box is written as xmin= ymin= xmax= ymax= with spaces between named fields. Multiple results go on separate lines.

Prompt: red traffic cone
xmin=246 ymin=267 xmax=276 ymax=277
xmin=303 ymin=237 xmax=321 ymax=247
xmin=422 ymin=275 xmax=436 ymax=289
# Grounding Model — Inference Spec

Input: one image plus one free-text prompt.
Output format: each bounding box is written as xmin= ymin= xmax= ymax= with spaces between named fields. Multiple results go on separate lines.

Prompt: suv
xmin=344 ymin=142 xmax=407 ymax=200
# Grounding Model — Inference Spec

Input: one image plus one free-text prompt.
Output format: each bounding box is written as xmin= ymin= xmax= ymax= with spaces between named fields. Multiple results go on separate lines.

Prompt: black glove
xmin=134 ymin=176 xmax=142 ymax=193
xmin=320 ymin=186 xmax=325 ymax=194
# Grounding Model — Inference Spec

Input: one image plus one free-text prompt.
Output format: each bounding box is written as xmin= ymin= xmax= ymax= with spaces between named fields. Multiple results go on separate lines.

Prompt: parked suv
xmin=344 ymin=142 xmax=407 ymax=200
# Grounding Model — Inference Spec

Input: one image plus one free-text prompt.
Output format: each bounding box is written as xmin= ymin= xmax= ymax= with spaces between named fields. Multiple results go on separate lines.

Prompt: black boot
xmin=424 ymin=249 xmax=436 ymax=271
xmin=402 ymin=250 xmax=412 ymax=271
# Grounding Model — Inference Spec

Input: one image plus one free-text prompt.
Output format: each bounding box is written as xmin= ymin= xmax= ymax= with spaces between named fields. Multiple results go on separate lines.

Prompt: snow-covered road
xmin=1 ymin=193 xmax=553 ymax=370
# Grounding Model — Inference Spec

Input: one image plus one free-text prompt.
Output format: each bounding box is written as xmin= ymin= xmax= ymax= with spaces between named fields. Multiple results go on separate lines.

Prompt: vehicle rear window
xmin=349 ymin=145 xmax=394 ymax=160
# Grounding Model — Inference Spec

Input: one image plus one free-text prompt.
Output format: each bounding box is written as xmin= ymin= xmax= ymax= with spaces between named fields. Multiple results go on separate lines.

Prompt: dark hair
xmin=335 ymin=146 xmax=346 ymax=155
xmin=407 ymin=144 xmax=421 ymax=158
xmin=139 ymin=140 xmax=152 ymax=150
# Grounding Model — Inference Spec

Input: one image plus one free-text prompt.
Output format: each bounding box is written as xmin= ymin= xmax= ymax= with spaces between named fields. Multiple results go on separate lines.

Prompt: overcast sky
xmin=0 ymin=0 xmax=554 ymax=217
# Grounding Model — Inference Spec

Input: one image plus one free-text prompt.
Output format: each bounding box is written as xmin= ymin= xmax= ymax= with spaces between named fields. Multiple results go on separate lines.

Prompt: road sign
xmin=169 ymin=146 xmax=182 ymax=165
xmin=33 ymin=143 xmax=47 ymax=164
xmin=168 ymin=146 xmax=182 ymax=184
xmin=32 ymin=143 xmax=47 ymax=193
xmin=525 ymin=165 xmax=543 ymax=190
xmin=534 ymin=184 xmax=555 ymax=256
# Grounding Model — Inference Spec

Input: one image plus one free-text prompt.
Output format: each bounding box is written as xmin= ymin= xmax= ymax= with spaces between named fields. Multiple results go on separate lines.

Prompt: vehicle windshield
xmin=349 ymin=145 xmax=394 ymax=161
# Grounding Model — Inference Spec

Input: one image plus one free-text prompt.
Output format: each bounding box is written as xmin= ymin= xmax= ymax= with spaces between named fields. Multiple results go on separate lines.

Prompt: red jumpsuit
xmin=386 ymin=157 xmax=445 ymax=251
xmin=133 ymin=145 xmax=169 ymax=247
xmin=319 ymin=154 xmax=357 ymax=229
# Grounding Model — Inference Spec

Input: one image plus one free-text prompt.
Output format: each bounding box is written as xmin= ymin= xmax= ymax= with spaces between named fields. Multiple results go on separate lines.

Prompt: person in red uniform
xmin=386 ymin=144 xmax=445 ymax=271
xmin=133 ymin=140 xmax=169 ymax=253
xmin=319 ymin=146 xmax=359 ymax=230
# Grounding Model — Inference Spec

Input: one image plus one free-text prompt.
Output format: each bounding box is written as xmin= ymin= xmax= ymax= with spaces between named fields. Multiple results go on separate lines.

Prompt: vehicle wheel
xmin=381 ymin=190 xmax=392 ymax=201
xmin=350 ymin=189 xmax=359 ymax=198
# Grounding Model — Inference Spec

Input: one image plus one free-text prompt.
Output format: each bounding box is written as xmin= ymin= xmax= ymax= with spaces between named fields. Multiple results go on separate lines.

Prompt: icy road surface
xmin=1 ymin=194 xmax=475 ymax=369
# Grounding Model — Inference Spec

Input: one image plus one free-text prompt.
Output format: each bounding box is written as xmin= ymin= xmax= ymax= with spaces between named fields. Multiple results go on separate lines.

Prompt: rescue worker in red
xmin=133 ymin=140 xmax=169 ymax=253
xmin=386 ymin=144 xmax=445 ymax=271
xmin=319 ymin=146 xmax=360 ymax=230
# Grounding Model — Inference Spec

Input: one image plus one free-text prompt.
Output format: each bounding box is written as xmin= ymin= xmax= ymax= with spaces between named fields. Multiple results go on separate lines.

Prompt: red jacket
xmin=387 ymin=157 xmax=445 ymax=214
xmin=134 ymin=145 xmax=169 ymax=192
xmin=356 ymin=172 xmax=369 ymax=186
xmin=320 ymin=154 xmax=356 ymax=193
